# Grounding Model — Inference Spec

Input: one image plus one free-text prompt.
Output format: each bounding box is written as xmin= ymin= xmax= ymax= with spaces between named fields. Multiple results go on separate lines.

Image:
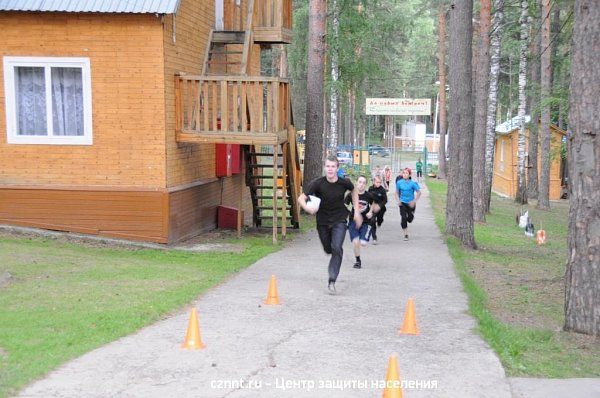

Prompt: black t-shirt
xmin=305 ymin=177 xmax=354 ymax=226
xmin=368 ymin=185 xmax=388 ymax=206
xmin=345 ymin=190 xmax=374 ymax=216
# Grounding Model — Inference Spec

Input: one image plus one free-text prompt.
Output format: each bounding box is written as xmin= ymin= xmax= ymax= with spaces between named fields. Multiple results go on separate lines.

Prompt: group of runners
xmin=298 ymin=155 xmax=422 ymax=294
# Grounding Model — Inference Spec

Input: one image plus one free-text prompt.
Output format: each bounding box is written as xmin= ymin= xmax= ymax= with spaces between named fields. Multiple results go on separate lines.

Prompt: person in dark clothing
xmin=298 ymin=155 xmax=361 ymax=294
xmin=344 ymin=175 xmax=378 ymax=269
xmin=367 ymin=175 xmax=388 ymax=244
xmin=416 ymin=158 xmax=424 ymax=182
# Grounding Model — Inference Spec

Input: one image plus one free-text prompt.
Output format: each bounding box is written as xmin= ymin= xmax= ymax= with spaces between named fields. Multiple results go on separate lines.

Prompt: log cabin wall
xmin=0 ymin=12 xmax=171 ymax=242
xmin=0 ymin=12 xmax=167 ymax=187
xmin=492 ymin=126 xmax=565 ymax=200
xmin=0 ymin=6 xmax=255 ymax=244
xmin=162 ymin=0 xmax=256 ymax=242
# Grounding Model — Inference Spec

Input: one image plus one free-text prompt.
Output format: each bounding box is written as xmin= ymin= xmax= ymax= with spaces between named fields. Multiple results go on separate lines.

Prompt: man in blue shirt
xmin=395 ymin=168 xmax=421 ymax=241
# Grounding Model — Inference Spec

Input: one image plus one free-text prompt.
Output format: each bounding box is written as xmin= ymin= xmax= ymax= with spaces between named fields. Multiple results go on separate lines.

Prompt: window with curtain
xmin=3 ymin=57 xmax=92 ymax=145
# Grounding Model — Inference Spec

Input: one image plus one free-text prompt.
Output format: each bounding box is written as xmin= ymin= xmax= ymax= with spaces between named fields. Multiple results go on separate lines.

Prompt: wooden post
xmin=237 ymin=170 xmax=243 ymax=238
xmin=186 ymin=80 xmax=194 ymax=130
xmin=202 ymin=82 xmax=209 ymax=131
xmin=272 ymin=144 xmax=278 ymax=244
xmin=266 ymin=82 xmax=273 ymax=133
xmin=281 ymin=143 xmax=287 ymax=240
xmin=276 ymin=0 xmax=283 ymax=29
xmin=273 ymin=82 xmax=280 ymax=132
xmin=241 ymin=82 xmax=248 ymax=131
xmin=174 ymin=75 xmax=182 ymax=131
xmin=221 ymin=81 xmax=228 ymax=131
xmin=232 ymin=82 xmax=239 ymax=131
xmin=257 ymin=83 xmax=264 ymax=132
xmin=211 ymin=82 xmax=218 ymax=131
xmin=194 ymin=80 xmax=201 ymax=131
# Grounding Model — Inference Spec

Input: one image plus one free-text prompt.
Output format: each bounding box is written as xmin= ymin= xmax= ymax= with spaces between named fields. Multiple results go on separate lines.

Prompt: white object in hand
xmin=305 ymin=195 xmax=321 ymax=213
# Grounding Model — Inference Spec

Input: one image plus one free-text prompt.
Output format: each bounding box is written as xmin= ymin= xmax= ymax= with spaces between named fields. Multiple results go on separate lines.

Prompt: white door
xmin=215 ymin=0 xmax=224 ymax=30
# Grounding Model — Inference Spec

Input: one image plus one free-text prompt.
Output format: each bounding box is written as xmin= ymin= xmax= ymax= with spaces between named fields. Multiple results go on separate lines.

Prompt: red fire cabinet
xmin=230 ymin=144 xmax=240 ymax=174
xmin=215 ymin=144 xmax=240 ymax=177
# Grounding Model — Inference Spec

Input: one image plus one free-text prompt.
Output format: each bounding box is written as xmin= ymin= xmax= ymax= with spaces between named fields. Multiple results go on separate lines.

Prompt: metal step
xmin=249 ymin=153 xmax=283 ymax=157
xmin=249 ymin=175 xmax=283 ymax=179
xmin=256 ymin=195 xmax=289 ymax=199
xmin=256 ymin=224 xmax=297 ymax=229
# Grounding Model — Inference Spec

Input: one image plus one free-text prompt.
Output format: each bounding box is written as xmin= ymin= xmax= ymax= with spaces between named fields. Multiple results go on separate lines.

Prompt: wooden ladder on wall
xmin=202 ymin=0 xmax=255 ymax=76
xmin=246 ymin=129 xmax=302 ymax=242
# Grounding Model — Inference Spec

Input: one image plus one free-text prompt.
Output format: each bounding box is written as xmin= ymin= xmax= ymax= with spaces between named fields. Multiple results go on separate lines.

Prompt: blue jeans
xmin=316 ymin=222 xmax=347 ymax=283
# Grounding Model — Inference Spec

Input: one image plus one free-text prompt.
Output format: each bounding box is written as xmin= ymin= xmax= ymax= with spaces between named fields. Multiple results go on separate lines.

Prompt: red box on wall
xmin=216 ymin=144 xmax=241 ymax=177
xmin=230 ymin=144 xmax=240 ymax=174
xmin=215 ymin=144 xmax=232 ymax=177
xmin=217 ymin=205 xmax=243 ymax=229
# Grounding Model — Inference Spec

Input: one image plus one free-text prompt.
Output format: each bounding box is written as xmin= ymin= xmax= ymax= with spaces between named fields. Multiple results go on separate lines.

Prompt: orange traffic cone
xmin=264 ymin=275 xmax=280 ymax=305
xmin=181 ymin=308 xmax=206 ymax=349
xmin=398 ymin=298 xmax=419 ymax=335
xmin=382 ymin=354 xmax=403 ymax=398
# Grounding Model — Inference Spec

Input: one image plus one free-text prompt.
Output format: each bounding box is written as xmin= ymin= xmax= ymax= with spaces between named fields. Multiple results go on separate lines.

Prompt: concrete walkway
xmin=18 ymin=183 xmax=514 ymax=397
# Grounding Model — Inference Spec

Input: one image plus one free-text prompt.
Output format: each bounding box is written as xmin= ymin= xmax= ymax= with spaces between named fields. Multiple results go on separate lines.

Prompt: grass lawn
xmin=0 ymin=232 xmax=283 ymax=398
xmin=426 ymin=179 xmax=600 ymax=378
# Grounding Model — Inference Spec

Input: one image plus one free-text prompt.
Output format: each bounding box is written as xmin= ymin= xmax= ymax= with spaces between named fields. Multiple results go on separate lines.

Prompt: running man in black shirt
xmin=298 ymin=155 xmax=361 ymax=294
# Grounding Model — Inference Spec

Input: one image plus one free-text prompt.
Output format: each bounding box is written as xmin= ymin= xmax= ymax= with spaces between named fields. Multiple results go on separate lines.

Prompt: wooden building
xmin=0 ymin=0 xmax=300 ymax=244
xmin=492 ymin=122 xmax=566 ymax=200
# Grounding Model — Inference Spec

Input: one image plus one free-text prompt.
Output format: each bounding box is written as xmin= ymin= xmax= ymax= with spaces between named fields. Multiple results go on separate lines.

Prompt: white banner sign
xmin=366 ymin=98 xmax=431 ymax=115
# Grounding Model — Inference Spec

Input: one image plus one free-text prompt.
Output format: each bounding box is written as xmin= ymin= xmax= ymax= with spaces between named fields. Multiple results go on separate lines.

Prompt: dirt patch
xmin=0 ymin=226 xmax=259 ymax=253
xmin=468 ymin=259 xmax=564 ymax=330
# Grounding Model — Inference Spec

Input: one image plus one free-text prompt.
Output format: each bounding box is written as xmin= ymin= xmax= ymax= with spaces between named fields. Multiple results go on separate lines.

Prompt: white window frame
xmin=3 ymin=56 xmax=93 ymax=145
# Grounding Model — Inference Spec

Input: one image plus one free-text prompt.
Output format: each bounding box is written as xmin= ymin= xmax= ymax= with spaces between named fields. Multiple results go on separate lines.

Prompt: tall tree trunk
xmin=304 ymin=0 xmax=327 ymax=186
xmin=516 ymin=0 xmax=530 ymax=204
xmin=438 ymin=0 xmax=448 ymax=179
xmin=527 ymin=1 xmax=541 ymax=200
xmin=483 ymin=0 xmax=504 ymax=213
xmin=349 ymin=89 xmax=356 ymax=147
xmin=550 ymin=5 xmax=560 ymax=93
xmin=473 ymin=0 xmax=492 ymax=221
xmin=445 ymin=0 xmax=476 ymax=249
xmin=538 ymin=0 xmax=552 ymax=209
xmin=564 ymin=0 xmax=600 ymax=337
xmin=330 ymin=0 xmax=339 ymax=150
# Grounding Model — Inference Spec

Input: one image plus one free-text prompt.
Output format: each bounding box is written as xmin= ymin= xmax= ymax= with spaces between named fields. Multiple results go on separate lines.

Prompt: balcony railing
xmin=254 ymin=0 xmax=292 ymax=31
xmin=221 ymin=0 xmax=292 ymax=44
xmin=223 ymin=0 xmax=292 ymax=31
xmin=175 ymin=75 xmax=292 ymax=144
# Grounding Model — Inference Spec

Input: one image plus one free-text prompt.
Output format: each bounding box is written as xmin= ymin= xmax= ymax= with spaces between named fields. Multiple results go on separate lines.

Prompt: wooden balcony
xmin=252 ymin=0 xmax=293 ymax=44
xmin=175 ymin=75 xmax=292 ymax=145
xmin=224 ymin=0 xmax=293 ymax=44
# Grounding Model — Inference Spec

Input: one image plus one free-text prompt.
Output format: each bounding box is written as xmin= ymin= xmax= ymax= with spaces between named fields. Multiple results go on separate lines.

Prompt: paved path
xmin=19 ymin=183 xmax=513 ymax=397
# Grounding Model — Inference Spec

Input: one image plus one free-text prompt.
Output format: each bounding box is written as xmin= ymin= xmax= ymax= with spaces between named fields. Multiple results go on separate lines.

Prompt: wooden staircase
xmin=192 ymin=0 xmax=301 ymax=242
xmin=245 ymin=133 xmax=302 ymax=240
xmin=202 ymin=29 xmax=253 ymax=75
